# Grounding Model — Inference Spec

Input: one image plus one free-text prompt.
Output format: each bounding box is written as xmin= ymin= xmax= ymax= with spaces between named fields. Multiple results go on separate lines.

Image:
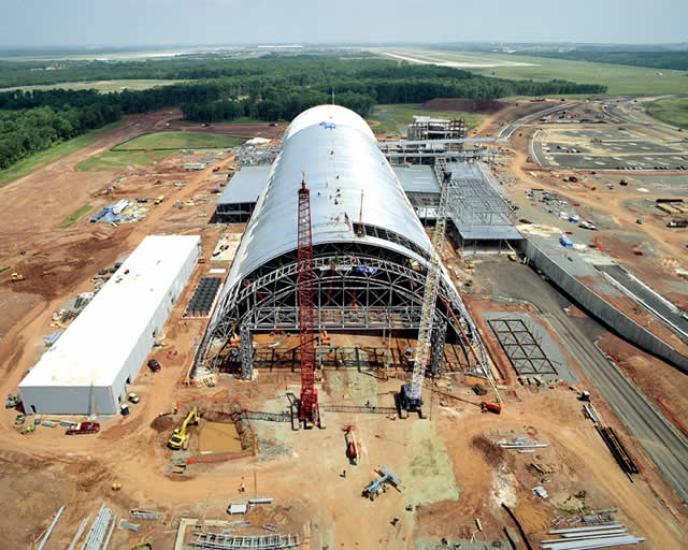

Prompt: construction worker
xmin=341 ymin=469 xmax=346 ymax=479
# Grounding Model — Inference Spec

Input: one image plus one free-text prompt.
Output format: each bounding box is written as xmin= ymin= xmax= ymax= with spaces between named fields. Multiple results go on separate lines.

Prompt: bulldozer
xmin=167 ymin=406 xmax=201 ymax=450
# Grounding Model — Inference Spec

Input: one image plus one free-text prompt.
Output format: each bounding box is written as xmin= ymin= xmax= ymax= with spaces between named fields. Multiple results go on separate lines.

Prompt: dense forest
xmin=0 ymin=55 xmax=607 ymax=172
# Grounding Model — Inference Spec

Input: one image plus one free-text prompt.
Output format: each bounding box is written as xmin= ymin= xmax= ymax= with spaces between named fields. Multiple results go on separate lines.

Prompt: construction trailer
xmin=195 ymin=105 xmax=488 ymax=381
xmin=19 ymin=235 xmax=200 ymax=415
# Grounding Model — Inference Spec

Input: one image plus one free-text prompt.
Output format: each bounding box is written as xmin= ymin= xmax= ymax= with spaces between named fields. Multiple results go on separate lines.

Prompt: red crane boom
xmin=297 ymin=180 xmax=319 ymax=425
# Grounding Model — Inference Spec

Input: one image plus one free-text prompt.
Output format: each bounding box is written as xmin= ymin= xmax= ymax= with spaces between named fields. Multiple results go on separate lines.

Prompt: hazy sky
xmin=1 ymin=0 xmax=686 ymax=47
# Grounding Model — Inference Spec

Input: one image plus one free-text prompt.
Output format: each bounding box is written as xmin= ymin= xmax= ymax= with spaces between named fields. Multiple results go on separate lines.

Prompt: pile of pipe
xmin=540 ymin=523 xmax=644 ymax=549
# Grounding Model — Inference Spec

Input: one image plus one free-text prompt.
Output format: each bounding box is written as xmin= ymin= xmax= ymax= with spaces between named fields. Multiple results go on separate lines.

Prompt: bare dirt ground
xmin=0 ymin=103 xmax=686 ymax=549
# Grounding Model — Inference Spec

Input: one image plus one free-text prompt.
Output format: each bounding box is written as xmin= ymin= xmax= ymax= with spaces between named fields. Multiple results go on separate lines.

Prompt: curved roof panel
xmin=284 ymin=104 xmax=375 ymax=141
xmin=220 ymin=105 xmax=432 ymax=294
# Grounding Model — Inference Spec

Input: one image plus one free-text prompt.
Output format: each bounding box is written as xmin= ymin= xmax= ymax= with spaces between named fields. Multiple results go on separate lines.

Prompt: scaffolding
xmin=407 ymin=116 xmax=467 ymax=142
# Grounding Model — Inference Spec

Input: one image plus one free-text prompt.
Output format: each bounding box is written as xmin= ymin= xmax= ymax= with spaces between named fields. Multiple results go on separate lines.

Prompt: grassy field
xmin=78 ymin=131 xmax=245 ymax=171
xmin=646 ymin=97 xmax=688 ymax=130
xmin=1 ymin=79 xmax=184 ymax=93
xmin=377 ymin=48 xmax=688 ymax=97
xmin=58 ymin=204 xmax=93 ymax=228
xmin=77 ymin=150 xmax=171 ymax=171
xmin=116 ymin=131 xmax=245 ymax=150
xmin=0 ymin=120 xmax=123 ymax=188
xmin=367 ymin=104 xmax=483 ymax=135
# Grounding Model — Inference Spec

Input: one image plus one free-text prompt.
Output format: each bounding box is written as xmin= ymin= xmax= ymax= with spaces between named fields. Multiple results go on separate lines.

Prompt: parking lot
xmin=532 ymin=126 xmax=688 ymax=171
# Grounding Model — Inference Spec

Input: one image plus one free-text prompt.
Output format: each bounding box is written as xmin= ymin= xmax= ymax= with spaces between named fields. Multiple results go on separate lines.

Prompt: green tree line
xmin=0 ymin=56 xmax=606 ymax=171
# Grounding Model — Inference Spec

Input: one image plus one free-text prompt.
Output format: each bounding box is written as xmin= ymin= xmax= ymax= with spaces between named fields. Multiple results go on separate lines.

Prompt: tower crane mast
xmin=399 ymin=162 xmax=451 ymax=416
xmin=297 ymin=180 xmax=320 ymax=427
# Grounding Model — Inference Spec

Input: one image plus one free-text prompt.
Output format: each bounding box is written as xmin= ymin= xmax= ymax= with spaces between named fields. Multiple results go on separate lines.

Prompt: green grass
xmin=1 ymin=79 xmax=184 ymax=93
xmin=77 ymin=150 xmax=171 ymax=171
xmin=367 ymin=104 xmax=483 ymax=135
xmin=377 ymin=48 xmax=688 ymax=97
xmin=115 ymin=131 xmax=246 ymax=150
xmin=0 ymin=120 xmax=124 ymax=188
xmin=58 ymin=204 xmax=93 ymax=228
xmin=78 ymin=131 xmax=246 ymax=171
xmin=646 ymin=97 xmax=688 ymax=129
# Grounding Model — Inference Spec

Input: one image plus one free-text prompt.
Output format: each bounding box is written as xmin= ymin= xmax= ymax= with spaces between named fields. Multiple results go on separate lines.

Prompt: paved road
xmin=497 ymin=102 xmax=579 ymax=141
xmin=483 ymin=261 xmax=688 ymax=502
xmin=597 ymin=264 xmax=688 ymax=341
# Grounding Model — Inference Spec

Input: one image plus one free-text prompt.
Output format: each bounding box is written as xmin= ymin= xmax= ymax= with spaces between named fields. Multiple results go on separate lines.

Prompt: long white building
xmin=19 ymin=234 xmax=200 ymax=415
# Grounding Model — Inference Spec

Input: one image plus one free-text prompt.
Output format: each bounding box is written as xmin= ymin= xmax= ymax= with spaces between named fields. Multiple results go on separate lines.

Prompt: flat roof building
xmin=19 ymin=235 xmax=200 ymax=415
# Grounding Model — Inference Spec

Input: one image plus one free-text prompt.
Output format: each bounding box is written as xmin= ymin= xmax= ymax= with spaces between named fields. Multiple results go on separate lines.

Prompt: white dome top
xmin=284 ymin=104 xmax=375 ymax=142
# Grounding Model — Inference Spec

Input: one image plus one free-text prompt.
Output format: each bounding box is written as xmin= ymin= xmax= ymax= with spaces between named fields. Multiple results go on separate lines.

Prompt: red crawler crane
xmin=297 ymin=179 xmax=320 ymax=427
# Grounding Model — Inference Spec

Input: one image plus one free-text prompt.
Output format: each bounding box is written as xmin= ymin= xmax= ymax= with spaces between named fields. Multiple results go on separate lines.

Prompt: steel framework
xmin=196 ymin=244 xmax=487 ymax=379
xmin=296 ymin=181 xmax=319 ymax=423
xmin=446 ymin=162 xmax=515 ymax=232
xmin=488 ymin=318 xmax=558 ymax=376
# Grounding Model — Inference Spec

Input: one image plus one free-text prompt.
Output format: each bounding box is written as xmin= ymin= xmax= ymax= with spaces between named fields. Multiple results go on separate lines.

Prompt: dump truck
xmin=167 ymin=406 xmax=201 ymax=450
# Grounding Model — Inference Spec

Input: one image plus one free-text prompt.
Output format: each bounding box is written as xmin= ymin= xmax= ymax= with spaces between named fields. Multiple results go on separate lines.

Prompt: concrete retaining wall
xmin=522 ymin=239 xmax=688 ymax=372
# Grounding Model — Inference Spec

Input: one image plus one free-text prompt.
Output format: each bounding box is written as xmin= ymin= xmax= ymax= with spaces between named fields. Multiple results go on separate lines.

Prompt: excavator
xmin=167 ymin=406 xmax=201 ymax=450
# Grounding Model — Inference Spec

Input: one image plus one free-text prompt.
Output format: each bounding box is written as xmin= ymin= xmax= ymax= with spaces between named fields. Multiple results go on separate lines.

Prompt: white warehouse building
xmin=19 ymin=234 xmax=201 ymax=415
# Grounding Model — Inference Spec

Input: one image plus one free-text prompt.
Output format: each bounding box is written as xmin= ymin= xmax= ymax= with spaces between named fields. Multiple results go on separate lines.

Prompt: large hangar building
xmin=197 ymin=105 xmax=488 ymax=378
xmin=19 ymin=235 xmax=200 ymax=415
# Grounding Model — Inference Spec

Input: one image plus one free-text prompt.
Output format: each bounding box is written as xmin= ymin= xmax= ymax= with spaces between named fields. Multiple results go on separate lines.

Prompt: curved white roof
xmin=215 ymin=105 xmax=432 ymax=309
xmin=284 ymin=104 xmax=375 ymax=142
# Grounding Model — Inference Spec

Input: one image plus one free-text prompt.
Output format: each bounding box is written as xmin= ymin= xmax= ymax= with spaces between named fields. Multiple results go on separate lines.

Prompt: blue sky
xmin=1 ymin=0 xmax=686 ymax=47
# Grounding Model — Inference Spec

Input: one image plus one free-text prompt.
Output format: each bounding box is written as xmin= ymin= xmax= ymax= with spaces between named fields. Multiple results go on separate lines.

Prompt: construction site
xmin=0 ymin=96 xmax=687 ymax=550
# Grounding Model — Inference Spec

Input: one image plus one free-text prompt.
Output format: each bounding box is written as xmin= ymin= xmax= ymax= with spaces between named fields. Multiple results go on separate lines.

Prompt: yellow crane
xmin=167 ymin=406 xmax=201 ymax=450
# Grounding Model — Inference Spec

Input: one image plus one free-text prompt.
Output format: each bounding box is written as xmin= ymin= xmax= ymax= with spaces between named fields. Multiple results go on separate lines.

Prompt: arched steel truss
xmin=196 ymin=242 xmax=489 ymax=378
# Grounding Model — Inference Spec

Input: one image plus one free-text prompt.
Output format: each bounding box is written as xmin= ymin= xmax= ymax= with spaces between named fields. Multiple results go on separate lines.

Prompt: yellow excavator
xmin=167 ymin=406 xmax=201 ymax=450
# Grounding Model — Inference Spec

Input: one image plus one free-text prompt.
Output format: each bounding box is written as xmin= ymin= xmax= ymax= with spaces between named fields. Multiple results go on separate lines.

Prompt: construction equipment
xmin=399 ymin=162 xmax=451 ymax=417
xmin=147 ymin=359 xmax=161 ymax=372
xmin=296 ymin=180 xmax=321 ymax=428
xmin=579 ymin=390 xmax=591 ymax=402
xmin=362 ymin=466 xmax=403 ymax=500
xmin=344 ymin=425 xmax=360 ymax=465
xmin=5 ymin=393 xmax=19 ymax=408
xmin=167 ymin=406 xmax=201 ymax=450
xmin=21 ymin=423 xmax=36 ymax=435
xmin=66 ymin=421 xmax=100 ymax=435
xmin=10 ymin=271 xmax=24 ymax=282
xmin=480 ymin=402 xmax=502 ymax=414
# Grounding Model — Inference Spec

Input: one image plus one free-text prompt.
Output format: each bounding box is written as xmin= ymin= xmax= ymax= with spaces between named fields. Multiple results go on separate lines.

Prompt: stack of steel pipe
xmin=540 ymin=523 xmax=644 ymax=549
xmin=81 ymin=503 xmax=113 ymax=550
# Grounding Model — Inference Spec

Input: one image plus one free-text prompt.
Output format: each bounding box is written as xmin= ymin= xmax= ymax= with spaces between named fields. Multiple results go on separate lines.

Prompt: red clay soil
xmin=596 ymin=331 xmax=688 ymax=432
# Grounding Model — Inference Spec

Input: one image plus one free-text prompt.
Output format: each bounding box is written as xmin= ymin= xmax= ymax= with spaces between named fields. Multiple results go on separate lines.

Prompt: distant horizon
xmin=0 ymin=40 xmax=686 ymax=53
